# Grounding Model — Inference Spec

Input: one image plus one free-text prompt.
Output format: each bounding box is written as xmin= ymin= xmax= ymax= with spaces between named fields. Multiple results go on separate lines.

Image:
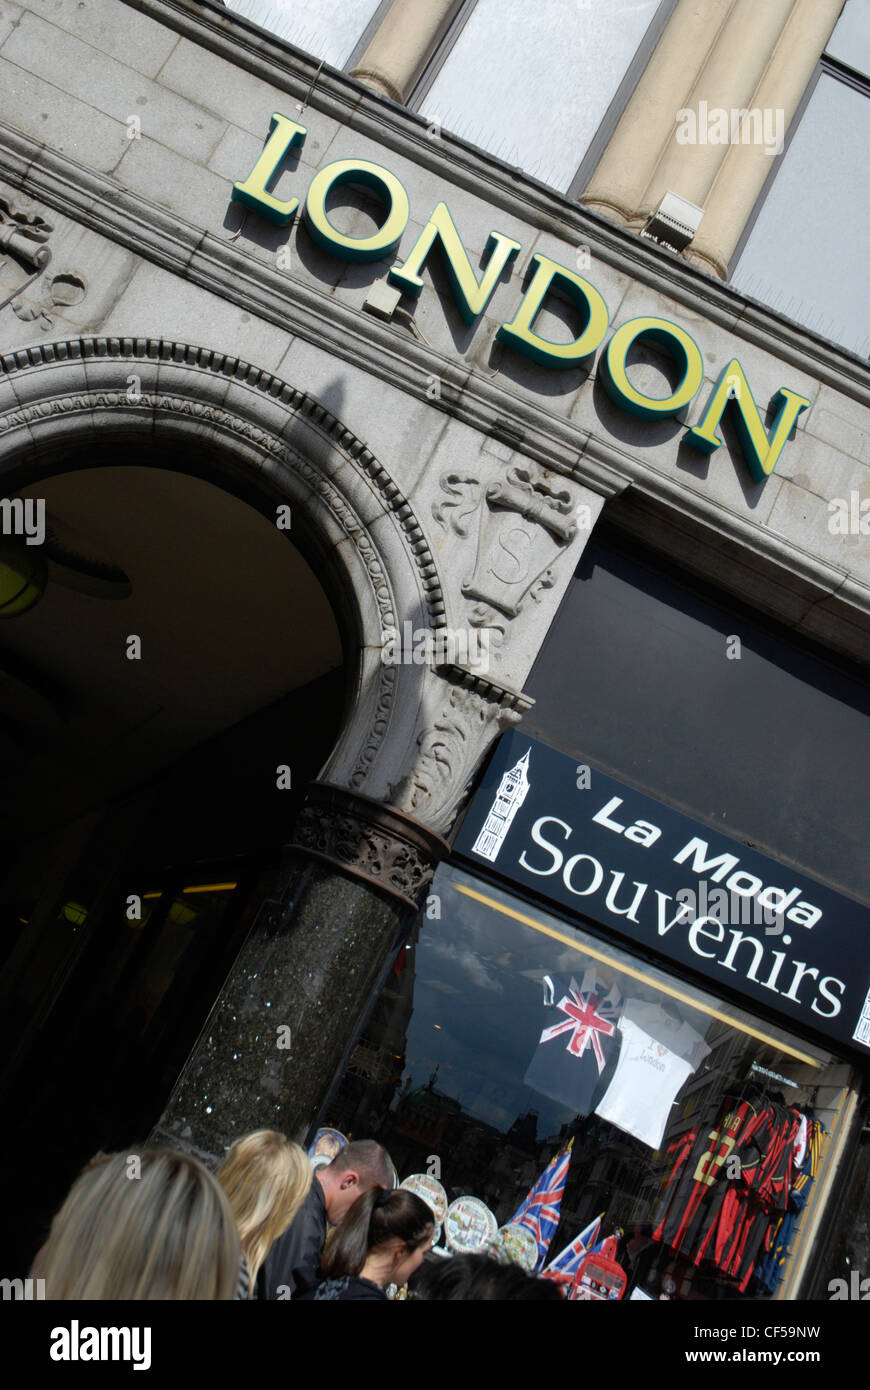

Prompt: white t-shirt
xmin=593 ymin=1016 xmax=699 ymax=1150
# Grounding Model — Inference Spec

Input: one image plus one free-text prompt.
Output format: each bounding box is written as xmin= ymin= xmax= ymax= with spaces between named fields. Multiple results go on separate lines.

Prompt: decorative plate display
xmin=307 ymin=1128 xmax=347 ymax=1171
xmin=487 ymin=1222 xmax=539 ymax=1272
xmin=400 ymin=1173 xmax=449 ymax=1225
xmin=444 ymin=1196 xmax=498 ymax=1253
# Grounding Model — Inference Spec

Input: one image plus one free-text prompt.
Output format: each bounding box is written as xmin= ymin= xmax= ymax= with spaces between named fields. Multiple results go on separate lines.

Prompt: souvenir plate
xmin=444 ymin=1196 xmax=498 ymax=1253
xmin=487 ymin=1222 xmax=539 ymax=1272
xmin=400 ymin=1173 xmax=449 ymax=1224
xmin=307 ymin=1127 xmax=347 ymax=1170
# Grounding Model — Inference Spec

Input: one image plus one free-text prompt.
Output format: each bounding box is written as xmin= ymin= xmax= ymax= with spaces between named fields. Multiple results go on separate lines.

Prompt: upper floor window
xmin=729 ymin=0 xmax=870 ymax=359
xmin=411 ymin=0 xmax=665 ymax=194
xmin=224 ymin=0 xmax=384 ymax=72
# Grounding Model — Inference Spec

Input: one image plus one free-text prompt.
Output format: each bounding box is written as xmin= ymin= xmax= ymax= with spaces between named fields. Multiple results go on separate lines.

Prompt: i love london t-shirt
xmin=524 ymin=970 xmax=622 ymax=1115
xmin=594 ymin=1003 xmax=710 ymax=1150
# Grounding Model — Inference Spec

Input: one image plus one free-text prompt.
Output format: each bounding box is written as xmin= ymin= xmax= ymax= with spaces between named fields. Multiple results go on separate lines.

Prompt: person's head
xmin=322 ymin=1187 xmax=435 ymax=1287
xmin=35 ymin=1147 xmax=241 ymax=1299
xmin=411 ymin=1252 xmax=565 ymax=1300
xmin=216 ymin=1130 xmax=312 ymax=1292
xmin=317 ymin=1139 xmax=393 ymax=1225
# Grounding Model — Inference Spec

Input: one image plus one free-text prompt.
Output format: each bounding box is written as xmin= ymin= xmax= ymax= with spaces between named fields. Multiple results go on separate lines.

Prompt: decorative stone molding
xmin=0 ymin=194 xmax=52 ymax=270
xmin=433 ymin=463 xmax=580 ymax=620
xmin=0 ymin=192 xmax=55 ymax=322
xmin=287 ymin=782 xmax=450 ymax=908
xmin=389 ymin=672 xmax=531 ymax=837
xmin=468 ymin=466 xmax=576 ymax=618
xmin=10 ymin=272 xmax=87 ymax=332
xmin=0 ymin=338 xmax=444 ymax=622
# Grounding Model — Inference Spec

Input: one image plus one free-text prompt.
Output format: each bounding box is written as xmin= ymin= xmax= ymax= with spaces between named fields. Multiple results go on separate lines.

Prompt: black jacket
xmin=257 ymin=1177 xmax=327 ymax=1300
xmin=294 ymin=1275 xmax=388 ymax=1302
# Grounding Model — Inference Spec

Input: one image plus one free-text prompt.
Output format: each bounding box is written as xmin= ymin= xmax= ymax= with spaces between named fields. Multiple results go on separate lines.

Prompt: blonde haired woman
xmin=216 ymin=1130 xmax=312 ymax=1297
xmin=35 ymin=1148 xmax=241 ymax=1299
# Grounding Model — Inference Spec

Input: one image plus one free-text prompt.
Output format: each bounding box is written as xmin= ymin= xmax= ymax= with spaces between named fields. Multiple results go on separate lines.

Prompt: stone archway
xmin=0 ymin=337 xmax=525 ymax=856
xmin=0 ymin=336 xmax=531 ymax=1152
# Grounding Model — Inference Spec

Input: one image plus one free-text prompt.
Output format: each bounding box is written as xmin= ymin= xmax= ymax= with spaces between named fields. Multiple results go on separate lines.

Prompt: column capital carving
xmin=386 ymin=667 xmax=529 ymax=837
xmin=287 ymin=782 xmax=450 ymax=909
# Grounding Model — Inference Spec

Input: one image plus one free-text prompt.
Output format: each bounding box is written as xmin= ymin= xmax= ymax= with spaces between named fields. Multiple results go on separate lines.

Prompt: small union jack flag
xmin=542 ymin=1212 xmax=604 ymax=1279
xmin=539 ymin=981 xmax=616 ymax=1073
xmin=508 ymin=1139 xmax=573 ymax=1270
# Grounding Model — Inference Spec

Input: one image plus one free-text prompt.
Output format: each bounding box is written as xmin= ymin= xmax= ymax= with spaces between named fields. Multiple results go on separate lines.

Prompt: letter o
xmin=726 ymin=871 xmax=763 ymax=897
xmin=563 ymin=853 xmax=604 ymax=896
xmin=601 ymin=316 xmax=704 ymax=419
xmin=304 ymin=159 xmax=410 ymax=262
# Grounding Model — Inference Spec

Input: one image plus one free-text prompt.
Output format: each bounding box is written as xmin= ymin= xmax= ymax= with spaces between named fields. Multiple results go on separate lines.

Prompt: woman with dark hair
xmin=411 ymin=1251 xmax=565 ymax=1300
xmin=295 ymin=1186 xmax=434 ymax=1301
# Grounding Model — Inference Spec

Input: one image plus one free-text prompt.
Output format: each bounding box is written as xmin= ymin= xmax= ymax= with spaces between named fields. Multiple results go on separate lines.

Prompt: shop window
xmin=223 ymin=0 xmax=384 ymax=70
xmin=730 ymin=0 xmax=870 ymax=357
xmin=322 ymin=862 xmax=856 ymax=1299
xmin=410 ymin=0 xmax=668 ymax=195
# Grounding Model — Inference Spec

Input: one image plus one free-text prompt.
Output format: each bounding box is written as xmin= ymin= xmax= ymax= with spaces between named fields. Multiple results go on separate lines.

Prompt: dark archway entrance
xmin=0 ymin=451 xmax=346 ymax=1270
xmin=0 ymin=338 xmax=460 ymax=1269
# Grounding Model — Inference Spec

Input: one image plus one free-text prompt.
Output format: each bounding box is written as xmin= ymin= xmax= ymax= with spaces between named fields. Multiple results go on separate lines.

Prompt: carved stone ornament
xmin=390 ymin=672 xmax=533 ymax=836
xmin=433 ymin=464 xmax=578 ymax=618
xmin=0 ymin=192 xmax=54 ymax=322
xmin=287 ymin=783 xmax=450 ymax=909
xmin=0 ymin=193 xmax=89 ymax=330
xmin=0 ymin=195 xmax=52 ymax=270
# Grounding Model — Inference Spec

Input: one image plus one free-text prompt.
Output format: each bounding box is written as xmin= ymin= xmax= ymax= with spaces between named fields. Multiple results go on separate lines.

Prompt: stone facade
xmin=0 ymin=0 xmax=867 ymax=1159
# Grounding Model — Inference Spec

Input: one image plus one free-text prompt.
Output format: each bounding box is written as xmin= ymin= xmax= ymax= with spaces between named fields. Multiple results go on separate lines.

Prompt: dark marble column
xmin=149 ymin=784 xmax=448 ymax=1165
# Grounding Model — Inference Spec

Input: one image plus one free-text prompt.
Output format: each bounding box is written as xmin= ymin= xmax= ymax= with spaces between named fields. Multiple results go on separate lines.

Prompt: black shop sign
xmin=454 ymin=731 xmax=870 ymax=1055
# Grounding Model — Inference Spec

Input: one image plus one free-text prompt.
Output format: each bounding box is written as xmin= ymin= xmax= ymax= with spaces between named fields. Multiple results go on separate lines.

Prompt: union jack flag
xmin=539 ymin=981 xmax=616 ymax=1073
xmin=542 ymin=1212 xmax=604 ymax=1280
xmin=508 ymin=1139 xmax=573 ymax=1270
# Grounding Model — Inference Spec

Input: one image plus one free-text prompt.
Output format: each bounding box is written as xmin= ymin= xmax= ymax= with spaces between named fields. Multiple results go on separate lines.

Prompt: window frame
xmin=728 ymin=51 xmax=870 ymax=282
xmin=401 ymin=0 xmax=679 ymax=198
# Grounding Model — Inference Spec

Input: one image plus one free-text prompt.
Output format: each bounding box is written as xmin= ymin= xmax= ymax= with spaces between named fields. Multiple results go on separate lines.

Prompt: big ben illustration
xmin=472 ymin=748 xmax=531 ymax=862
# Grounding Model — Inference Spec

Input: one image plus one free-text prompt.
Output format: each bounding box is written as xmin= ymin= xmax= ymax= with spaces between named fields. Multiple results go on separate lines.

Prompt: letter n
xmin=390 ymin=202 xmax=520 ymax=324
xmin=686 ymin=359 xmax=810 ymax=480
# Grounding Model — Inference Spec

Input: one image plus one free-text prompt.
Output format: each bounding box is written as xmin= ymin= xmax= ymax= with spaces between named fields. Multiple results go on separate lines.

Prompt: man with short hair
xmin=257 ymin=1139 xmax=393 ymax=1299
